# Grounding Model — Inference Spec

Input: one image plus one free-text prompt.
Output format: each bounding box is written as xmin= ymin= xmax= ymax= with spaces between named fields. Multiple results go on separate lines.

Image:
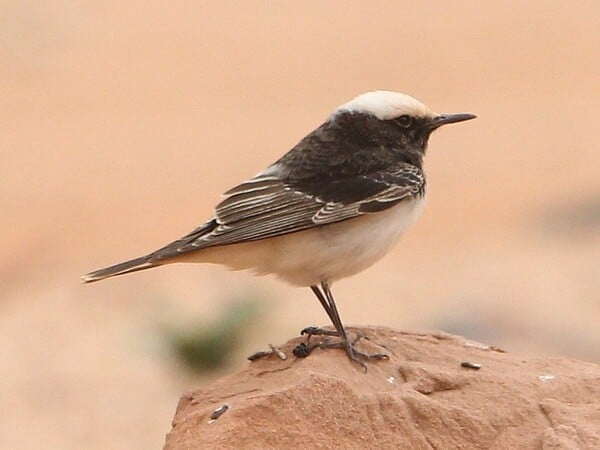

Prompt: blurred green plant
xmin=163 ymin=299 xmax=261 ymax=373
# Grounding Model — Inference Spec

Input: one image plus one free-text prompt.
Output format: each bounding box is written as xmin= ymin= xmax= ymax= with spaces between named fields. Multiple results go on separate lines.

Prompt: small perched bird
xmin=83 ymin=91 xmax=475 ymax=368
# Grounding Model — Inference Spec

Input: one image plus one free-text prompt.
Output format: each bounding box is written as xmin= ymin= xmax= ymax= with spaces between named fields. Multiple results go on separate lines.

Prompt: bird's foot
xmin=300 ymin=326 xmax=340 ymax=338
xmin=324 ymin=338 xmax=389 ymax=371
xmin=293 ymin=327 xmax=389 ymax=371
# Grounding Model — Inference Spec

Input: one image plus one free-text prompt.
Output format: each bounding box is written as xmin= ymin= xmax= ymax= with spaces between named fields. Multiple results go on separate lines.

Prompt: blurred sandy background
xmin=1 ymin=1 xmax=598 ymax=448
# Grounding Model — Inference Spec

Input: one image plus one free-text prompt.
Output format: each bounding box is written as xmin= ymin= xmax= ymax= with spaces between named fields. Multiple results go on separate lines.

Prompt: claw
xmin=294 ymin=327 xmax=389 ymax=370
xmin=303 ymin=284 xmax=391 ymax=370
xmin=300 ymin=326 xmax=339 ymax=337
xmin=292 ymin=343 xmax=311 ymax=358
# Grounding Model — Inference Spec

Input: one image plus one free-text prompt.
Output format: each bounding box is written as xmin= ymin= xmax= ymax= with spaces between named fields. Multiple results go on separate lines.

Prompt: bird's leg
xmin=301 ymin=326 xmax=339 ymax=338
xmin=322 ymin=282 xmax=371 ymax=370
xmin=299 ymin=286 xmax=341 ymax=338
xmin=315 ymin=333 xmax=387 ymax=361
xmin=294 ymin=282 xmax=389 ymax=370
xmin=306 ymin=286 xmax=339 ymax=332
xmin=292 ymin=285 xmax=341 ymax=359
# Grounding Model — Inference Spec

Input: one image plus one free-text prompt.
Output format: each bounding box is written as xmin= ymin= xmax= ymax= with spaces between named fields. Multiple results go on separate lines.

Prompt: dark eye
xmin=396 ymin=115 xmax=413 ymax=128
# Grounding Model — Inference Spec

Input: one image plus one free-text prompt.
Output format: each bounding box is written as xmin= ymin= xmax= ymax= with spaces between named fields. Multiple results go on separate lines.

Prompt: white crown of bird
xmin=333 ymin=90 xmax=436 ymax=121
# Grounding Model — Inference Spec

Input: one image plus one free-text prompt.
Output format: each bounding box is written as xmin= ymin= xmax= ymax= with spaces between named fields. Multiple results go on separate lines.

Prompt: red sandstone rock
xmin=165 ymin=327 xmax=600 ymax=449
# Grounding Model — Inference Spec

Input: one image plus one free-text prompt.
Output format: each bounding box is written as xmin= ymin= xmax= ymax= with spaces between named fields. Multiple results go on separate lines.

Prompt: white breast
xmin=190 ymin=197 xmax=426 ymax=287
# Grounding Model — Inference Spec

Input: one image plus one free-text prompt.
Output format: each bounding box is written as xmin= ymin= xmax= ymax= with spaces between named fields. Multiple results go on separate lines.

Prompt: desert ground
xmin=1 ymin=2 xmax=598 ymax=448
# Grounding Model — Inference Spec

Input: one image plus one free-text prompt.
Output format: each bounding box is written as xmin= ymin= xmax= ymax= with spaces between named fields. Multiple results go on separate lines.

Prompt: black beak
xmin=429 ymin=113 xmax=477 ymax=129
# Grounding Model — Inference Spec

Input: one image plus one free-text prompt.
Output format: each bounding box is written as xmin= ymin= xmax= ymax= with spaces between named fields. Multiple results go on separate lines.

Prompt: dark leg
xmin=310 ymin=285 xmax=338 ymax=328
xmin=300 ymin=286 xmax=342 ymax=338
xmin=321 ymin=282 xmax=368 ymax=369
xmin=320 ymin=282 xmax=349 ymax=342
xmin=294 ymin=282 xmax=388 ymax=370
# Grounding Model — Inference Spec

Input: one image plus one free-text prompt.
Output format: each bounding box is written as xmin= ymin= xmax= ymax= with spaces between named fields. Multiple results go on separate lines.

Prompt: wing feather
xmin=152 ymin=164 xmax=424 ymax=259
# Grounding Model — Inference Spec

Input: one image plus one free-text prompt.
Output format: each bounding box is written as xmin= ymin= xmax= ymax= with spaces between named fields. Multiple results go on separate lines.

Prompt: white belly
xmin=184 ymin=197 xmax=425 ymax=286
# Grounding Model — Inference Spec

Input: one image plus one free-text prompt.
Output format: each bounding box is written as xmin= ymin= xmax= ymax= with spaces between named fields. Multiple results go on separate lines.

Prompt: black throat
xmin=325 ymin=111 xmax=430 ymax=169
xmin=275 ymin=110 xmax=431 ymax=186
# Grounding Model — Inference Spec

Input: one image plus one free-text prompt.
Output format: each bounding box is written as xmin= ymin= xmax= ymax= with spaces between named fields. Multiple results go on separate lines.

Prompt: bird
xmin=82 ymin=90 xmax=476 ymax=369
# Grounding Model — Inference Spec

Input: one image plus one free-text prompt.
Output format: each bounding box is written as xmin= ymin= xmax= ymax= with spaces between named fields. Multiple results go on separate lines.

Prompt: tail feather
xmin=81 ymin=220 xmax=218 ymax=283
xmin=81 ymin=255 xmax=159 ymax=283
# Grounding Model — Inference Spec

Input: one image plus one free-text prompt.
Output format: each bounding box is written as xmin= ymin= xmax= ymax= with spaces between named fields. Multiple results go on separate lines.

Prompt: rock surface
xmin=165 ymin=327 xmax=600 ymax=449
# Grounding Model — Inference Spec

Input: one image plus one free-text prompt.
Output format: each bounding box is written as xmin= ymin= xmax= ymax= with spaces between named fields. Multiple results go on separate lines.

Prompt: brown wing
xmin=151 ymin=163 xmax=424 ymax=259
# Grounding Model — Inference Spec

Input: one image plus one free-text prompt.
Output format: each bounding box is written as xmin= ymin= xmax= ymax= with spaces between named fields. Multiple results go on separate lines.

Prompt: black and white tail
xmin=81 ymin=220 xmax=218 ymax=283
xmin=81 ymin=255 xmax=159 ymax=283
